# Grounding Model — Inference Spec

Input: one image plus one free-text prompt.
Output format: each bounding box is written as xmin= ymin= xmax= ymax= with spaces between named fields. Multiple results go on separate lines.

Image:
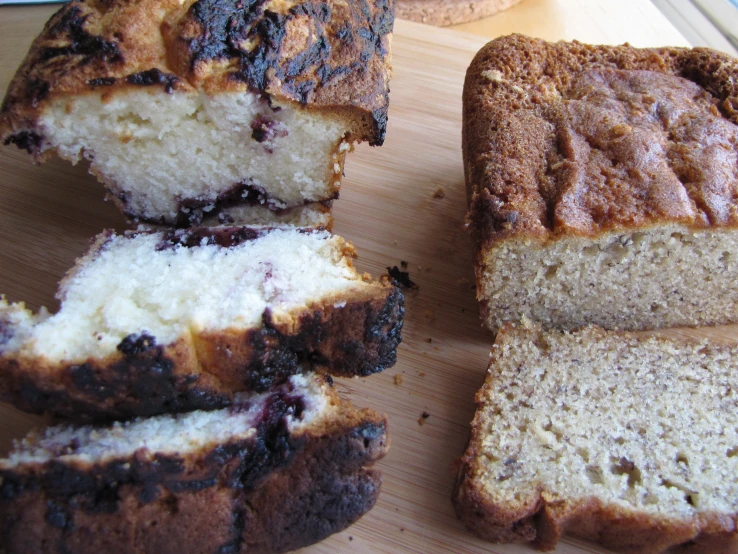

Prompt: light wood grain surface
xmin=0 ymin=3 xmax=730 ymax=554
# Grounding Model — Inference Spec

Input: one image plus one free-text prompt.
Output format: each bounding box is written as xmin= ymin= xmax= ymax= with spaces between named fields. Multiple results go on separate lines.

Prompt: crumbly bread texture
xmin=396 ymin=0 xmax=521 ymax=26
xmin=0 ymin=0 xmax=393 ymax=225
xmin=463 ymin=35 xmax=738 ymax=333
xmin=454 ymin=321 xmax=738 ymax=553
xmin=0 ymin=375 xmax=389 ymax=554
xmin=0 ymin=227 xmax=403 ymax=420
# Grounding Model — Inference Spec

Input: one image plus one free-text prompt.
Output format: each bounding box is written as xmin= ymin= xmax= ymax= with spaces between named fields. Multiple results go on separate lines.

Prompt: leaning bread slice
xmin=454 ymin=321 xmax=738 ymax=553
xmin=0 ymin=227 xmax=403 ymax=420
xmin=464 ymin=34 xmax=738 ymax=332
xmin=0 ymin=0 xmax=393 ymax=225
xmin=0 ymin=374 xmax=388 ymax=554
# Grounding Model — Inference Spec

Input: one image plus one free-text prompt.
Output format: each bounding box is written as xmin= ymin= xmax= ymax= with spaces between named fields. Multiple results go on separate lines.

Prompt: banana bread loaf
xmin=0 ymin=374 xmax=388 ymax=554
xmin=0 ymin=0 xmax=393 ymax=226
xmin=455 ymin=320 xmax=738 ymax=553
xmin=464 ymin=35 xmax=738 ymax=333
xmin=0 ymin=226 xmax=403 ymax=420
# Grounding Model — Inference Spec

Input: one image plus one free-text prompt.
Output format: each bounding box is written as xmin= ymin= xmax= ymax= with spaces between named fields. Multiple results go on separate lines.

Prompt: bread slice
xmin=463 ymin=34 xmax=738 ymax=333
xmin=0 ymin=0 xmax=393 ymax=226
xmin=0 ymin=227 xmax=403 ymax=420
xmin=454 ymin=321 xmax=738 ymax=553
xmin=0 ymin=374 xmax=388 ymax=554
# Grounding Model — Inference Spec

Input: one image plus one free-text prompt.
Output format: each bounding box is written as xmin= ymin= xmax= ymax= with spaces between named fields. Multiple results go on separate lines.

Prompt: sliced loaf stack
xmin=0 ymin=0 xmax=400 ymax=551
xmin=456 ymin=34 xmax=738 ymax=554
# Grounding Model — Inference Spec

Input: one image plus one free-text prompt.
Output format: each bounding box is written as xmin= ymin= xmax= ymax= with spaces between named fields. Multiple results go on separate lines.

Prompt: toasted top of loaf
xmin=464 ymin=35 xmax=738 ymax=249
xmin=0 ymin=0 xmax=393 ymax=148
xmin=456 ymin=321 xmax=738 ymax=552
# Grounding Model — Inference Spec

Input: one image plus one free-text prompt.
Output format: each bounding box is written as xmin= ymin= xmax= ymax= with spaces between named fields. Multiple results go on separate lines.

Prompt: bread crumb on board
xmin=433 ymin=187 xmax=445 ymax=199
xmin=394 ymin=374 xmax=404 ymax=385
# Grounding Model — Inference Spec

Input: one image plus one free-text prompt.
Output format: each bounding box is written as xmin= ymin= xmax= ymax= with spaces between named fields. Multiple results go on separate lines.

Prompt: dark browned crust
xmin=396 ymin=0 xmax=521 ymax=26
xmin=0 ymin=281 xmax=402 ymax=420
xmin=0 ymin=0 xmax=393 ymax=152
xmin=463 ymin=35 xmax=738 ymax=254
xmin=0 ymin=386 xmax=388 ymax=554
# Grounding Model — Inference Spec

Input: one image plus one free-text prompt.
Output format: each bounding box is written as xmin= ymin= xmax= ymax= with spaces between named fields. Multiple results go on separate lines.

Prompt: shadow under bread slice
xmin=0 ymin=227 xmax=403 ymax=421
xmin=0 ymin=374 xmax=388 ymax=554
xmin=0 ymin=0 xmax=393 ymax=226
xmin=454 ymin=320 xmax=738 ymax=553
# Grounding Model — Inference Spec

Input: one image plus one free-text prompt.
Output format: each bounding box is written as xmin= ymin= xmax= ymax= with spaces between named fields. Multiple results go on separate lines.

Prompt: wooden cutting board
xmin=1 ymin=5 xmax=729 ymax=554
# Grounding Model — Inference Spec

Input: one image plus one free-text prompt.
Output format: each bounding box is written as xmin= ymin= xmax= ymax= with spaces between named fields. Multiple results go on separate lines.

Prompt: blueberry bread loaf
xmin=455 ymin=320 xmax=738 ymax=553
xmin=464 ymin=35 xmax=738 ymax=333
xmin=0 ymin=0 xmax=393 ymax=226
xmin=0 ymin=227 xmax=403 ymax=420
xmin=0 ymin=375 xmax=388 ymax=554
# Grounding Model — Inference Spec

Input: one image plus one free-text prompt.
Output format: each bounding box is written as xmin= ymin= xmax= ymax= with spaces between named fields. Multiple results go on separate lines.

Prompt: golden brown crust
xmin=395 ymin=0 xmax=521 ymax=26
xmin=0 ymin=383 xmax=389 ymax=554
xmin=463 ymin=35 xmax=738 ymax=253
xmin=0 ymin=0 xmax=393 ymax=151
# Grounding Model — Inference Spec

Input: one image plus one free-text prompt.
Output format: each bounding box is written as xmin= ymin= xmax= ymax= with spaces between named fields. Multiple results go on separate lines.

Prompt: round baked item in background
xmin=396 ymin=0 xmax=522 ymax=26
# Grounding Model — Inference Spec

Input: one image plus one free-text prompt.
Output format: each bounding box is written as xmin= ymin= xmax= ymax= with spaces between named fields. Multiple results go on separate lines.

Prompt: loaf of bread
xmin=0 ymin=226 xmax=403 ymax=420
xmin=0 ymin=0 xmax=393 ymax=226
xmin=0 ymin=374 xmax=388 ymax=554
xmin=464 ymin=34 xmax=738 ymax=333
xmin=454 ymin=320 xmax=738 ymax=553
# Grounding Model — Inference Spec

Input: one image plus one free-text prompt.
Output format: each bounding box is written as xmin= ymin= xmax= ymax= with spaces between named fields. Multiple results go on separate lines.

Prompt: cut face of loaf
xmin=480 ymin=225 xmax=738 ymax=332
xmin=464 ymin=35 xmax=738 ymax=332
xmin=454 ymin=322 xmax=738 ymax=553
xmin=0 ymin=227 xmax=404 ymax=420
xmin=0 ymin=375 xmax=389 ymax=554
xmin=0 ymin=0 xmax=393 ymax=225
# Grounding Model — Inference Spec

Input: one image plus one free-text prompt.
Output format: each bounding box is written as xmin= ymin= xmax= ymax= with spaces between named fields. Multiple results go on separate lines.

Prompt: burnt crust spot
xmin=87 ymin=76 xmax=117 ymax=87
xmin=37 ymin=5 xmax=122 ymax=65
xmin=125 ymin=69 xmax=179 ymax=94
xmin=117 ymin=332 xmax=157 ymax=356
xmin=386 ymin=266 xmax=417 ymax=290
xmin=3 ymin=131 xmax=45 ymax=155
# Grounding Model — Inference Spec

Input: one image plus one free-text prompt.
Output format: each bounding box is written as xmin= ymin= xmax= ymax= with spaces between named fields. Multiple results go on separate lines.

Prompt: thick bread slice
xmin=0 ymin=375 xmax=389 ymax=554
xmin=454 ymin=321 xmax=738 ymax=553
xmin=463 ymin=34 xmax=738 ymax=332
xmin=0 ymin=227 xmax=403 ymax=420
xmin=0 ymin=0 xmax=393 ymax=225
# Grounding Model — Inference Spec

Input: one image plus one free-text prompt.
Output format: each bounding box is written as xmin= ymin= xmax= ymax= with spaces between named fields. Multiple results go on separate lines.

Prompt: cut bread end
xmin=478 ymin=225 xmax=738 ymax=333
xmin=14 ymin=90 xmax=355 ymax=225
